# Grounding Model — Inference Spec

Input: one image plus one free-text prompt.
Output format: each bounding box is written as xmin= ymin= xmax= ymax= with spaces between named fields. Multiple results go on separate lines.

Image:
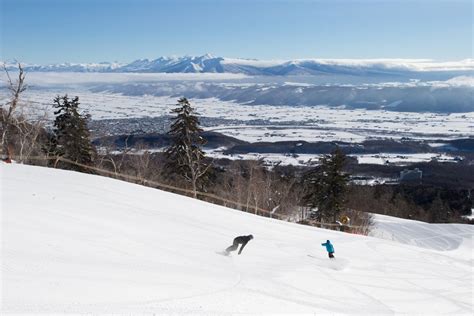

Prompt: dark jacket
xmin=234 ymin=235 xmax=253 ymax=254
xmin=234 ymin=235 xmax=253 ymax=244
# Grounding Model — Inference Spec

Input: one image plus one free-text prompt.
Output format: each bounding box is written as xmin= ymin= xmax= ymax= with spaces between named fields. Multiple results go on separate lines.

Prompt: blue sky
xmin=1 ymin=0 xmax=472 ymax=63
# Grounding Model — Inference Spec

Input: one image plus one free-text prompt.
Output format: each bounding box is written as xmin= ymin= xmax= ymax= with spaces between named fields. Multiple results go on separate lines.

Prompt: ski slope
xmin=1 ymin=164 xmax=473 ymax=314
xmin=371 ymin=214 xmax=473 ymax=251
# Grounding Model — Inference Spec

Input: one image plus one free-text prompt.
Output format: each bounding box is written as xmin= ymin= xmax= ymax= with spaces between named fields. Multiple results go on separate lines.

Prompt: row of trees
xmin=162 ymin=97 xmax=350 ymax=223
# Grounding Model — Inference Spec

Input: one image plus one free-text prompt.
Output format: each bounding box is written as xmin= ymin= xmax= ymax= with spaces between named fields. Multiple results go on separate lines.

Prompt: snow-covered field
xmin=205 ymin=151 xmax=323 ymax=167
xmin=206 ymin=151 xmax=461 ymax=167
xmin=207 ymin=125 xmax=367 ymax=143
xmin=2 ymin=163 xmax=473 ymax=314
xmin=354 ymin=153 xmax=460 ymax=165
xmin=6 ymin=89 xmax=474 ymax=142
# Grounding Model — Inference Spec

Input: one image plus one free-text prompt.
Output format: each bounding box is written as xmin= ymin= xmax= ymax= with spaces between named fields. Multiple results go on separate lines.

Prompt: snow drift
xmin=1 ymin=164 xmax=473 ymax=314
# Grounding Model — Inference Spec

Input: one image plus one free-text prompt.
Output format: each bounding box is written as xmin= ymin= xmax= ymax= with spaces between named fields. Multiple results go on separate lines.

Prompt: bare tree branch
xmin=1 ymin=63 xmax=28 ymax=159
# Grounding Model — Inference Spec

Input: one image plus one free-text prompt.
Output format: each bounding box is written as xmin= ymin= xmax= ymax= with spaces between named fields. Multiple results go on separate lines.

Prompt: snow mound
xmin=2 ymin=164 xmax=473 ymax=314
xmin=371 ymin=214 xmax=473 ymax=251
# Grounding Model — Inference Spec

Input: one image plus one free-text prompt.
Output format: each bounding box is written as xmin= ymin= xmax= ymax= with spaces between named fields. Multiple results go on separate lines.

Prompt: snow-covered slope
xmin=2 ymin=164 xmax=473 ymax=314
xmin=370 ymin=214 xmax=473 ymax=251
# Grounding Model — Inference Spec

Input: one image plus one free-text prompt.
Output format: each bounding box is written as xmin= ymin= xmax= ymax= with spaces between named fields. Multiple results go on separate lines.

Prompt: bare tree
xmin=217 ymin=161 xmax=248 ymax=210
xmin=16 ymin=110 xmax=48 ymax=163
xmin=95 ymin=139 xmax=120 ymax=176
xmin=117 ymin=135 xmax=133 ymax=173
xmin=239 ymin=159 xmax=278 ymax=215
xmin=129 ymin=142 xmax=152 ymax=184
xmin=1 ymin=63 xmax=27 ymax=159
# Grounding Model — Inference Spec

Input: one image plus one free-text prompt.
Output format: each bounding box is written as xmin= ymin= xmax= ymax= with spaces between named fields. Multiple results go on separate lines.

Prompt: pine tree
xmin=50 ymin=95 xmax=95 ymax=172
xmin=164 ymin=97 xmax=210 ymax=198
xmin=429 ymin=193 xmax=449 ymax=223
xmin=302 ymin=147 xmax=349 ymax=223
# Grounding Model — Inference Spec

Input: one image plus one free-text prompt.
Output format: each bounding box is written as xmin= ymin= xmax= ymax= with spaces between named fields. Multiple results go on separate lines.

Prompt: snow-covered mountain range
xmin=4 ymin=54 xmax=474 ymax=76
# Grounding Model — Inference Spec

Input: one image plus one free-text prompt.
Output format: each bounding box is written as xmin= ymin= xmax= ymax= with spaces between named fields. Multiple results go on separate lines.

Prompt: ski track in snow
xmin=1 ymin=164 xmax=473 ymax=314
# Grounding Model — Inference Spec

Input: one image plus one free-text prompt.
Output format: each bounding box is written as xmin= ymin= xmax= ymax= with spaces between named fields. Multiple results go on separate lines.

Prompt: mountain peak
xmin=201 ymin=53 xmax=215 ymax=59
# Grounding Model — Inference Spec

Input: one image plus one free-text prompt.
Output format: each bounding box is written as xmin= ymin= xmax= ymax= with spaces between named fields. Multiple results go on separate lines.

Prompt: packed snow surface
xmin=2 ymin=164 xmax=473 ymax=314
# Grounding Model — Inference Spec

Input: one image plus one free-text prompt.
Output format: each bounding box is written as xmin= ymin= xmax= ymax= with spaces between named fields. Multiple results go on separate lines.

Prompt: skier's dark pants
xmin=226 ymin=240 xmax=239 ymax=252
xmin=328 ymin=252 xmax=335 ymax=259
xmin=225 ymin=235 xmax=253 ymax=254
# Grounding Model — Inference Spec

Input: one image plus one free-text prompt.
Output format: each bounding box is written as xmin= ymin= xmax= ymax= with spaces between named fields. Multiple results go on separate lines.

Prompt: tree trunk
xmin=192 ymin=175 xmax=198 ymax=198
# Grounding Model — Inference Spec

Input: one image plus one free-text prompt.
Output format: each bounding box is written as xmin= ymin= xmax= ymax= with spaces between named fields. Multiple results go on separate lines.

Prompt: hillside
xmin=1 ymin=164 xmax=473 ymax=314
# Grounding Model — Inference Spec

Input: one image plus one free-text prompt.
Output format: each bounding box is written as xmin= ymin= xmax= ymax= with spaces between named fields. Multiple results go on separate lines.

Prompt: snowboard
xmin=216 ymin=250 xmax=231 ymax=256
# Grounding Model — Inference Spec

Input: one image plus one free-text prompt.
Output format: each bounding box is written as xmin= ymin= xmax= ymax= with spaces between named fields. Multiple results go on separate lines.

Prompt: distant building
xmin=400 ymin=168 xmax=423 ymax=183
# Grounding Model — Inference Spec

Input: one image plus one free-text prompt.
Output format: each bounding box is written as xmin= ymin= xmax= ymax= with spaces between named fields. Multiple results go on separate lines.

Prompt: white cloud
xmin=223 ymin=57 xmax=474 ymax=72
xmin=0 ymin=72 xmax=248 ymax=86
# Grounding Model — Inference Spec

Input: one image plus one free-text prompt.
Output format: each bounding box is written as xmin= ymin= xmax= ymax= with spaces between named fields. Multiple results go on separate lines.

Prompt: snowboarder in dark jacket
xmin=226 ymin=235 xmax=254 ymax=255
xmin=321 ymin=240 xmax=335 ymax=259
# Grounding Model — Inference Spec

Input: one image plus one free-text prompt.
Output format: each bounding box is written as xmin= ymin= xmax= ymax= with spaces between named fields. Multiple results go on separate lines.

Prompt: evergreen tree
xmin=429 ymin=193 xmax=449 ymax=223
xmin=50 ymin=95 xmax=95 ymax=172
xmin=164 ymin=97 xmax=210 ymax=198
xmin=302 ymin=147 xmax=349 ymax=222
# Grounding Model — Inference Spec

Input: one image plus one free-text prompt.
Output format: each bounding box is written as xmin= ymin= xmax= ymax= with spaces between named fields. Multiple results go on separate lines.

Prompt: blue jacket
xmin=321 ymin=241 xmax=334 ymax=253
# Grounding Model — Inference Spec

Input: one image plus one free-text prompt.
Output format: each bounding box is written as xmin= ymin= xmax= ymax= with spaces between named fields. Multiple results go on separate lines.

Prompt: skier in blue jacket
xmin=321 ymin=240 xmax=335 ymax=259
